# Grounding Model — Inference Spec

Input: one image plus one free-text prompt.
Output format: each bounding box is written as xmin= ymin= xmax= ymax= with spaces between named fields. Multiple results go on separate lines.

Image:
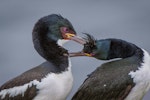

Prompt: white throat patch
xmin=57 ymin=39 xmax=69 ymax=47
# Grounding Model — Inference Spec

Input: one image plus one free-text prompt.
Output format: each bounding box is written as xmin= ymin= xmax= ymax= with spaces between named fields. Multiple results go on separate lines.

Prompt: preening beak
xmin=65 ymin=33 xmax=86 ymax=45
xmin=69 ymin=51 xmax=85 ymax=57
xmin=68 ymin=51 xmax=94 ymax=57
xmin=64 ymin=33 xmax=93 ymax=57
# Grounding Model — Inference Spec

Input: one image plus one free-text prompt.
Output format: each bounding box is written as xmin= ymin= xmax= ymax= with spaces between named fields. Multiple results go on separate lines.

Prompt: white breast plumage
xmin=126 ymin=49 xmax=150 ymax=100
xmin=34 ymin=58 xmax=73 ymax=100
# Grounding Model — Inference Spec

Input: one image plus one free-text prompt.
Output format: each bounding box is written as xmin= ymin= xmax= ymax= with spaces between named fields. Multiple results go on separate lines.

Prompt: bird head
xmin=32 ymin=14 xmax=86 ymax=60
xmin=69 ymin=33 xmax=109 ymax=60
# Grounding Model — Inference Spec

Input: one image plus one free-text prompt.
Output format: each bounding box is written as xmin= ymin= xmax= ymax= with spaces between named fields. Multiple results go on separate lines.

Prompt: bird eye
xmin=60 ymin=27 xmax=71 ymax=34
xmin=63 ymin=27 xmax=69 ymax=32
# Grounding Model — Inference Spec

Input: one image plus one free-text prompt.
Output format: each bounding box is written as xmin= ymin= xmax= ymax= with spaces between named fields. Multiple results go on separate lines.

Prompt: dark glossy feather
xmin=72 ymin=55 xmax=141 ymax=100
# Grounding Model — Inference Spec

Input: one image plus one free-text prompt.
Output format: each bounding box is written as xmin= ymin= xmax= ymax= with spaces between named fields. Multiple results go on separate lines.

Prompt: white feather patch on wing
xmin=0 ymin=58 xmax=73 ymax=100
xmin=0 ymin=80 xmax=39 ymax=99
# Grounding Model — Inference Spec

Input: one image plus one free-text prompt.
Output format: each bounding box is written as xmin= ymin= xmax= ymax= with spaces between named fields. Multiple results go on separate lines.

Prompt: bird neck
xmin=94 ymin=39 xmax=143 ymax=60
xmin=33 ymin=33 xmax=69 ymax=67
xmin=106 ymin=39 xmax=143 ymax=60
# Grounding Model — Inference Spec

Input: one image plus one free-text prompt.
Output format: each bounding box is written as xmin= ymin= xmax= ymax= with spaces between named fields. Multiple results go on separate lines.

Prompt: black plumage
xmin=0 ymin=14 xmax=77 ymax=100
xmin=72 ymin=34 xmax=148 ymax=100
